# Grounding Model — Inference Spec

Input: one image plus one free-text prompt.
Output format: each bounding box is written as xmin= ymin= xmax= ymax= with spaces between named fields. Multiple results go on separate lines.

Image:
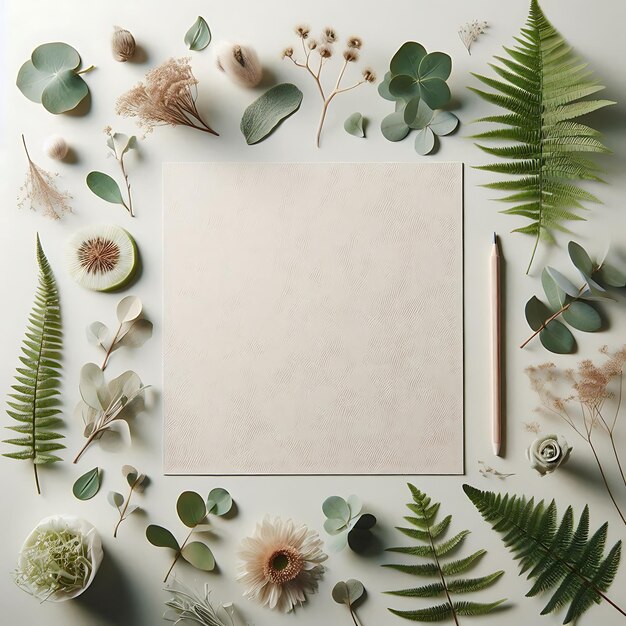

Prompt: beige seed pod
xmin=43 ymin=135 xmax=69 ymax=161
xmin=216 ymin=42 xmax=263 ymax=88
xmin=112 ymin=26 xmax=136 ymax=62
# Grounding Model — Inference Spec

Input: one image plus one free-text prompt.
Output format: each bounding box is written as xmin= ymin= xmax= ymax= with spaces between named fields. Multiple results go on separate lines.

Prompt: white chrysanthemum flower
xmin=237 ymin=517 xmax=326 ymax=613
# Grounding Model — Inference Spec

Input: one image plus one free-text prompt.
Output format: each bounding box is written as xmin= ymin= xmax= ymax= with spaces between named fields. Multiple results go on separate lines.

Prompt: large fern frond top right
xmin=470 ymin=0 xmax=615 ymax=274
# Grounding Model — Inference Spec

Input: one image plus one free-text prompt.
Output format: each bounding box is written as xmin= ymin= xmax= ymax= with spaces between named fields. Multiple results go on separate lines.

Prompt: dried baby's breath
xmin=459 ymin=20 xmax=488 ymax=55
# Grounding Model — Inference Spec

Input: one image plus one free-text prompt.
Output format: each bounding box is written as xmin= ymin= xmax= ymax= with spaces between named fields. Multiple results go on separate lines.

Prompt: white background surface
xmin=1 ymin=1 xmax=625 ymax=625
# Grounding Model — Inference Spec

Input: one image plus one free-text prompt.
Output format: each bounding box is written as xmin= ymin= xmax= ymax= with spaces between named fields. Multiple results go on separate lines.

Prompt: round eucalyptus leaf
xmin=406 ymin=98 xmax=433 ymax=130
xmin=389 ymin=74 xmax=420 ymax=100
xmin=344 ymin=112 xmax=365 ymax=138
xmin=597 ymin=263 xmax=626 ymax=288
xmin=206 ymin=487 xmax=233 ymax=516
xmin=348 ymin=527 xmax=374 ymax=553
xmin=429 ymin=111 xmax=459 ymax=136
xmin=562 ymin=301 xmax=601 ymax=332
xmin=31 ymin=42 xmax=80 ymax=73
xmin=541 ymin=268 xmax=567 ymax=310
xmin=184 ymin=16 xmax=211 ymax=51
xmin=377 ymin=72 xmax=396 ymax=101
xmin=108 ymin=491 xmax=125 ymax=509
xmin=414 ymin=126 xmax=435 ymax=155
xmin=86 ymin=321 xmax=109 ymax=348
xmin=117 ymin=296 xmax=143 ymax=324
xmin=324 ymin=517 xmax=347 ymax=535
xmin=347 ymin=494 xmax=362 ymax=519
xmin=540 ymin=320 xmax=575 ymax=354
xmin=79 ymin=363 xmax=108 ymax=411
xmin=117 ymin=319 xmax=153 ymax=349
xmin=181 ymin=541 xmax=215 ymax=571
xmin=418 ymin=78 xmax=451 ymax=110
xmin=16 ymin=61 xmax=50 ymax=103
xmin=568 ymin=241 xmax=593 ymax=277
xmin=332 ymin=581 xmax=349 ymax=605
xmin=332 ymin=579 xmax=364 ymax=605
xmin=381 ymin=111 xmax=410 ymax=142
xmin=72 ymin=467 xmax=100 ymax=501
xmin=177 ymin=491 xmax=207 ymax=527
xmin=41 ymin=69 xmax=88 ymax=114
xmin=418 ymin=52 xmax=452 ymax=81
xmin=354 ymin=513 xmax=377 ymax=530
xmin=146 ymin=524 xmax=180 ymax=551
xmin=322 ymin=496 xmax=351 ymax=522
xmin=390 ymin=42 xmax=427 ymax=78
xmin=87 ymin=171 xmax=126 ymax=206
xmin=327 ymin=530 xmax=349 ymax=553
xmin=546 ymin=267 xmax=579 ymax=297
xmin=525 ymin=296 xmax=552 ymax=331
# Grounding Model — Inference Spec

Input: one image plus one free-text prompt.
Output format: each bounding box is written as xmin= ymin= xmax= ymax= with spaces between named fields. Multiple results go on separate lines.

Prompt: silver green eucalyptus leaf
xmin=381 ymin=110 xmax=410 ymax=142
xmin=545 ymin=267 xmax=579 ymax=297
xmin=539 ymin=320 xmax=575 ymax=354
xmin=108 ymin=491 xmax=124 ymax=509
xmin=414 ymin=126 xmax=435 ymax=155
xmin=324 ymin=518 xmax=347 ymax=534
xmin=206 ymin=487 xmax=233 ymax=516
xmin=568 ymin=241 xmax=594 ymax=277
xmin=429 ymin=110 xmax=459 ymax=136
xmin=181 ymin=542 xmax=215 ymax=571
xmin=525 ymin=296 xmax=552 ymax=331
xmin=344 ymin=112 xmax=365 ymax=138
xmin=86 ymin=171 xmax=127 ymax=206
xmin=86 ymin=321 xmax=109 ymax=348
xmin=122 ymin=464 xmax=138 ymax=484
xmin=240 ymin=83 xmax=303 ymax=145
xmin=184 ymin=16 xmax=212 ymax=51
xmin=561 ymin=301 xmax=601 ymax=332
xmin=332 ymin=579 xmax=365 ymax=606
xmin=597 ymin=263 xmax=626 ymax=288
xmin=72 ymin=467 xmax=101 ymax=500
xmin=347 ymin=494 xmax=362 ymax=519
xmin=323 ymin=496 xmax=351 ymax=522
xmin=116 ymin=319 xmax=153 ymax=349
xmin=117 ymin=296 xmax=143 ymax=324
xmin=377 ymin=72 xmax=396 ymax=101
xmin=107 ymin=133 xmax=137 ymax=158
xmin=79 ymin=363 xmax=108 ymax=411
xmin=405 ymin=98 xmax=434 ymax=129
xmin=541 ymin=269 xmax=567 ymax=310
xmin=16 ymin=43 xmax=90 ymax=114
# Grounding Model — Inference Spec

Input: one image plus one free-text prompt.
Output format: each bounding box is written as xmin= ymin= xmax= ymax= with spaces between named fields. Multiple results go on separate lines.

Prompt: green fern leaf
xmin=463 ymin=485 xmax=624 ymax=624
xmin=385 ymin=484 xmax=506 ymax=623
xmin=469 ymin=0 xmax=615 ymax=273
xmin=3 ymin=235 xmax=64 ymax=494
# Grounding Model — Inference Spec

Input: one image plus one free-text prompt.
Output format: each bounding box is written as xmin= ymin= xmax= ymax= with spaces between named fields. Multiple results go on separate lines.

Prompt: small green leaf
xmin=418 ymin=52 xmax=452 ymax=81
xmin=390 ymin=42 xmax=427 ymax=78
xmin=429 ymin=111 xmax=459 ymax=136
xmin=324 ymin=518 xmax=347 ymax=534
xmin=562 ymin=301 xmax=601 ymax=332
xmin=206 ymin=487 xmax=233 ymax=516
xmin=541 ymin=268 xmax=567 ymax=310
xmin=347 ymin=494 xmax=363 ymax=519
xmin=525 ymin=296 xmax=552 ymax=331
xmin=181 ymin=541 xmax=215 ymax=570
xmin=568 ymin=241 xmax=594 ymax=277
xmin=117 ymin=296 xmax=143 ymax=324
xmin=177 ymin=491 xmax=207 ymax=527
xmin=86 ymin=172 xmax=126 ymax=206
xmin=332 ymin=579 xmax=365 ymax=606
xmin=405 ymin=97 xmax=433 ymax=129
xmin=323 ymin=496 xmax=351 ymax=522
xmin=72 ymin=467 xmax=100 ymax=500
xmin=184 ymin=16 xmax=211 ymax=51
xmin=381 ymin=110 xmax=410 ymax=142
xmin=389 ymin=74 xmax=420 ymax=100
xmin=414 ymin=126 xmax=435 ymax=155
xmin=546 ymin=267 xmax=579 ymax=297
xmin=344 ymin=112 xmax=365 ymax=138
xmin=108 ymin=491 xmax=124 ymax=509
xmin=597 ymin=263 xmax=626 ymax=288
xmin=418 ymin=78 xmax=451 ymax=110
xmin=240 ymin=83 xmax=303 ymax=145
xmin=378 ymin=72 xmax=397 ymax=102
xmin=146 ymin=524 xmax=180 ymax=551
xmin=540 ymin=320 xmax=575 ymax=354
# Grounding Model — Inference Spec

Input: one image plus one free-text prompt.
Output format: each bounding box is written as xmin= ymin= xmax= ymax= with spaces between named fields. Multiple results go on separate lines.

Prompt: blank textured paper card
xmin=163 ymin=163 xmax=463 ymax=474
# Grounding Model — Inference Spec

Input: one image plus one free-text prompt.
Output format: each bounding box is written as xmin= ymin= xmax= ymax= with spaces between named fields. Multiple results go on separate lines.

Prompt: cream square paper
xmin=163 ymin=163 xmax=463 ymax=474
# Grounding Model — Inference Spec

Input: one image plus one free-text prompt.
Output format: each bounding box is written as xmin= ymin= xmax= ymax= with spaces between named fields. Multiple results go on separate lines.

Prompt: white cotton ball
xmin=216 ymin=42 xmax=263 ymax=88
xmin=43 ymin=135 xmax=69 ymax=161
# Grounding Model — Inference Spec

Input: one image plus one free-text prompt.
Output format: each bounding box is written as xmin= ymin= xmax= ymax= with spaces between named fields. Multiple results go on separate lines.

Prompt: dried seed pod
xmin=43 ymin=135 xmax=69 ymax=161
xmin=112 ymin=26 xmax=136 ymax=62
xmin=216 ymin=42 xmax=262 ymax=88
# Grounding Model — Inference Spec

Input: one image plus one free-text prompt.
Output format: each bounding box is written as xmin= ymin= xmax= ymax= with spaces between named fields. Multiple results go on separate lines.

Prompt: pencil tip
xmin=493 ymin=232 xmax=497 ymax=244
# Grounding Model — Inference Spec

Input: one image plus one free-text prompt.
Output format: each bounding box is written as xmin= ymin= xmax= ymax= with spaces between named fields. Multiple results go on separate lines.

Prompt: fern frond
xmin=385 ymin=484 xmax=506 ymax=623
xmin=469 ymin=0 xmax=615 ymax=273
xmin=463 ymin=485 xmax=625 ymax=624
xmin=3 ymin=235 xmax=64 ymax=494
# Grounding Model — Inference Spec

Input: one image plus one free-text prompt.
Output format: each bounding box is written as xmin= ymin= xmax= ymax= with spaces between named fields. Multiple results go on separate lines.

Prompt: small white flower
xmin=526 ymin=434 xmax=572 ymax=476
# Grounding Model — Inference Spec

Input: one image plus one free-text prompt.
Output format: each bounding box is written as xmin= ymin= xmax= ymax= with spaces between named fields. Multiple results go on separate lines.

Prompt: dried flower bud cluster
xmin=362 ymin=68 xmax=376 ymax=83
xmin=343 ymin=49 xmax=359 ymax=63
xmin=295 ymin=24 xmax=310 ymax=39
xmin=111 ymin=26 xmax=136 ymax=62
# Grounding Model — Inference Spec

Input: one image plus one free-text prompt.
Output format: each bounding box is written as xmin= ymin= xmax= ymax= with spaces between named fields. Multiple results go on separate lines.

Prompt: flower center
xmin=263 ymin=545 xmax=304 ymax=584
xmin=78 ymin=237 xmax=120 ymax=274
xmin=539 ymin=440 xmax=560 ymax=463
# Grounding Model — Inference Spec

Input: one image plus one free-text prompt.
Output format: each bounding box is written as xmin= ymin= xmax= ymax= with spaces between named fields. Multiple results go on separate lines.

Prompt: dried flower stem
xmin=113 ymin=477 xmax=140 ymax=538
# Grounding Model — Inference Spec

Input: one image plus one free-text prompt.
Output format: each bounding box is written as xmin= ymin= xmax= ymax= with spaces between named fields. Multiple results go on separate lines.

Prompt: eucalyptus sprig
xmin=323 ymin=495 xmax=376 ymax=553
xmin=87 ymin=128 xmax=138 ymax=216
xmin=108 ymin=465 xmax=146 ymax=537
xmin=522 ymin=242 xmax=626 ymax=353
xmin=73 ymin=364 xmax=149 ymax=463
xmin=86 ymin=295 xmax=153 ymax=371
xmin=147 ymin=488 xmax=233 ymax=582
xmin=333 ymin=580 xmax=366 ymax=626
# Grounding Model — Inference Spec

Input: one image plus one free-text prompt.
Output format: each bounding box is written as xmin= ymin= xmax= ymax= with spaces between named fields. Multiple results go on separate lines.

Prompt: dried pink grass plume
xmin=18 ymin=135 xmax=72 ymax=220
xmin=115 ymin=57 xmax=218 ymax=136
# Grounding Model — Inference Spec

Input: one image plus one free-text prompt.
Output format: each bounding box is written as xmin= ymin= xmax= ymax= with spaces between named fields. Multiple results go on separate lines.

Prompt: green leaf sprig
xmin=184 ymin=16 xmax=212 ymax=51
xmin=108 ymin=464 xmax=146 ymax=537
xmin=379 ymin=42 xmax=459 ymax=155
xmin=384 ymin=484 xmax=506 ymax=623
xmin=464 ymin=484 xmax=624 ymax=624
xmin=3 ymin=235 xmax=64 ymax=494
xmin=73 ymin=364 xmax=149 ymax=463
xmin=86 ymin=295 xmax=153 ymax=371
xmin=332 ymin=579 xmax=366 ymax=625
xmin=323 ymin=495 xmax=376 ymax=553
xmin=344 ymin=112 xmax=365 ymax=138
xmin=521 ymin=241 xmax=626 ymax=353
xmin=87 ymin=129 xmax=138 ymax=216
xmin=469 ymin=0 xmax=615 ymax=274
xmin=147 ymin=488 xmax=233 ymax=582
xmin=17 ymin=42 xmax=94 ymax=114
xmin=72 ymin=467 xmax=101 ymax=500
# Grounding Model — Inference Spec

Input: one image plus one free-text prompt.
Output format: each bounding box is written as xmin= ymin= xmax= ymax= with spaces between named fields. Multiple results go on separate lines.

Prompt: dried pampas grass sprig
xmin=115 ymin=57 xmax=218 ymax=136
xmin=19 ymin=135 xmax=72 ymax=220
